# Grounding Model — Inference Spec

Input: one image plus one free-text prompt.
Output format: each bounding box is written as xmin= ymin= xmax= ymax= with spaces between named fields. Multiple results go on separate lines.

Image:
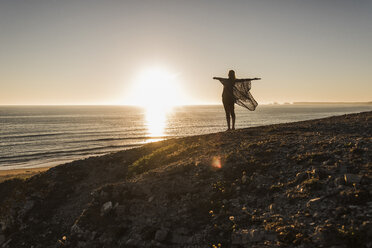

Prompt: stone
xmin=71 ymin=223 xmax=83 ymax=235
xmin=306 ymin=197 xmax=322 ymax=208
xmin=171 ymin=233 xmax=190 ymax=244
xmin=361 ymin=221 xmax=372 ymax=237
xmin=0 ymin=221 xmax=5 ymax=232
xmin=148 ymin=196 xmax=155 ymax=202
xmin=232 ymin=229 xmax=265 ymax=244
xmin=334 ymin=177 xmax=345 ymax=187
xmin=264 ymin=231 xmax=277 ymax=241
xmin=338 ymin=165 xmax=347 ymax=174
xmin=240 ymin=229 xmax=250 ymax=244
xmin=115 ymin=205 xmax=126 ymax=216
xmin=250 ymin=229 xmax=264 ymax=242
xmin=0 ymin=234 xmax=5 ymax=245
xmin=312 ymin=168 xmax=328 ymax=179
xmin=269 ymin=203 xmax=276 ymax=213
xmin=90 ymin=231 xmax=97 ymax=241
xmin=296 ymin=172 xmax=308 ymax=182
xmin=1 ymin=238 xmax=11 ymax=247
xmin=242 ymin=175 xmax=247 ymax=184
xmin=231 ymin=232 xmax=242 ymax=245
xmin=174 ymin=227 xmax=190 ymax=235
xmin=101 ymin=201 xmax=113 ymax=216
xmin=125 ymin=239 xmax=138 ymax=246
xmin=312 ymin=225 xmax=342 ymax=246
xmin=18 ymin=200 xmax=35 ymax=217
xmin=333 ymin=206 xmax=347 ymax=217
xmin=155 ymin=229 xmax=168 ymax=242
xmin=344 ymin=174 xmax=362 ymax=184
xmin=77 ymin=241 xmax=86 ymax=248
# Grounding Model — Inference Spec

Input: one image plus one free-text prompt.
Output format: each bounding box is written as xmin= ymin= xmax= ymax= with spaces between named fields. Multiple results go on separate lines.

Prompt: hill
xmin=0 ymin=112 xmax=371 ymax=248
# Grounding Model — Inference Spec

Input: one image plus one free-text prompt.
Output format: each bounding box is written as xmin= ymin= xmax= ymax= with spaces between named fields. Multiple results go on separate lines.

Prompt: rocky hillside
xmin=0 ymin=111 xmax=371 ymax=248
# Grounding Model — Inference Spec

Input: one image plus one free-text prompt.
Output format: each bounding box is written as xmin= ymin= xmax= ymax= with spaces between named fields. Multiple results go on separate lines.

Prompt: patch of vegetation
xmin=127 ymin=142 xmax=200 ymax=177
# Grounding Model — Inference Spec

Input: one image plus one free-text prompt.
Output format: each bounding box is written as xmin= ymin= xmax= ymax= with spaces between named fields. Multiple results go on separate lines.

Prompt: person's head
xmin=228 ymin=70 xmax=236 ymax=79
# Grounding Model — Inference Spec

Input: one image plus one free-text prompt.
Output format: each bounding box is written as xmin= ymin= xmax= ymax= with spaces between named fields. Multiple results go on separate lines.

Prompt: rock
xmin=269 ymin=203 xmax=276 ymax=213
xmin=171 ymin=233 xmax=190 ymax=244
xmin=306 ymin=197 xmax=322 ymax=208
xmin=295 ymin=172 xmax=308 ymax=183
xmin=90 ymin=231 xmax=97 ymax=241
xmin=242 ymin=174 xmax=247 ymax=184
xmin=71 ymin=223 xmax=83 ymax=235
xmin=250 ymin=229 xmax=264 ymax=242
xmin=115 ymin=205 xmax=126 ymax=216
xmin=0 ymin=234 xmax=5 ymax=245
xmin=240 ymin=229 xmax=250 ymax=244
xmin=344 ymin=174 xmax=362 ymax=184
xmin=101 ymin=201 xmax=113 ymax=216
xmin=338 ymin=165 xmax=347 ymax=174
xmin=77 ymin=241 xmax=86 ymax=248
xmin=174 ymin=227 xmax=190 ymax=235
xmin=264 ymin=231 xmax=277 ymax=241
xmin=361 ymin=221 xmax=372 ymax=237
xmin=1 ymin=238 xmax=11 ymax=247
xmin=312 ymin=225 xmax=342 ymax=246
xmin=333 ymin=206 xmax=347 ymax=217
xmin=334 ymin=177 xmax=345 ymax=187
xmin=125 ymin=239 xmax=138 ymax=246
xmin=154 ymin=229 xmax=168 ymax=242
xmin=312 ymin=168 xmax=328 ymax=179
xmin=232 ymin=229 xmax=264 ymax=244
xmin=148 ymin=196 xmax=155 ymax=202
xmin=231 ymin=232 xmax=242 ymax=245
xmin=18 ymin=200 xmax=35 ymax=217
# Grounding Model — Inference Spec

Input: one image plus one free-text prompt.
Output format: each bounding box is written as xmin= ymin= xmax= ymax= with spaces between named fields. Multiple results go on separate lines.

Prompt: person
xmin=213 ymin=70 xmax=260 ymax=131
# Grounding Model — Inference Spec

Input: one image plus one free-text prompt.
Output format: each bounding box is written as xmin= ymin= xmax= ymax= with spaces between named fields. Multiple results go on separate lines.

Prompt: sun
xmin=129 ymin=66 xmax=183 ymax=138
xmin=130 ymin=67 xmax=182 ymax=109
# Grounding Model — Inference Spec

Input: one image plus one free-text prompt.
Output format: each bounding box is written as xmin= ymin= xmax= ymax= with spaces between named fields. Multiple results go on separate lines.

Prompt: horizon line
xmin=0 ymin=101 xmax=371 ymax=107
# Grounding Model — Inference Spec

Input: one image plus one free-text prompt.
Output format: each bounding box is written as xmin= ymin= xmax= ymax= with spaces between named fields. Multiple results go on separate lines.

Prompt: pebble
xmin=306 ymin=197 xmax=322 ymax=208
xmin=344 ymin=174 xmax=362 ymax=184
xmin=0 ymin=235 xmax=5 ymax=245
xmin=101 ymin=201 xmax=113 ymax=216
xmin=155 ymin=229 xmax=168 ymax=242
xmin=242 ymin=175 xmax=247 ymax=184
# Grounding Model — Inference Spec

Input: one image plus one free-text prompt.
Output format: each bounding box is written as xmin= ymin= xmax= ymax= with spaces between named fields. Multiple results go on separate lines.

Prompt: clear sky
xmin=0 ymin=0 xmax=371 ymax=105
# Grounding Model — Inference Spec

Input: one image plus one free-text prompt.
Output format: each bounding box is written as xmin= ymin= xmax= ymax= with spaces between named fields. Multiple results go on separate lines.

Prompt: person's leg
xmin=226 ymin=112 xmax=231 ymax=130
xmin=231 ymin=105 xmax=236 ymax=130
xmin=223 ymin=102 xmax=231 ymax=130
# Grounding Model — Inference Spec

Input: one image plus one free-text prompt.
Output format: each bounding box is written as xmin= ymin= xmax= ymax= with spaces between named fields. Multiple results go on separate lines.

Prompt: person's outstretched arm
xmin=235 ymin=77 xmax=261 ymax=82
xmin=213 ymin=77 xmax=228 ymax=85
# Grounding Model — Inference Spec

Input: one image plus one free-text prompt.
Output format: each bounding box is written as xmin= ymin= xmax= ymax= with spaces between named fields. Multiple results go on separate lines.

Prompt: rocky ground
xmin=0 ymin=111 xmax=371 ymax=248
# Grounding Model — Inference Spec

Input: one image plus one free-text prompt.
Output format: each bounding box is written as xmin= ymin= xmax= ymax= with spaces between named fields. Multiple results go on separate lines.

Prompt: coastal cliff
xmin=0 ymin=112 xmax=371 ymax=248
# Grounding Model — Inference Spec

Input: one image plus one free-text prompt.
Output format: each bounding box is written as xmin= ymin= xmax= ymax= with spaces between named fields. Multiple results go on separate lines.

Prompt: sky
xmin=0 ymin=0 xmax=371 ymax=105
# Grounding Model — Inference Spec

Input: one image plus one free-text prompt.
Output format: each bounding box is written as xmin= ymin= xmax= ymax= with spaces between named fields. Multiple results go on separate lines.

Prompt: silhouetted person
xmin=213 ymin=70 xmax=260 ymax=131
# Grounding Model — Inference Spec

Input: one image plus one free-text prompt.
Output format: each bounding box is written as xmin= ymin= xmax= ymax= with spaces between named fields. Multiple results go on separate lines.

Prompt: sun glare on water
xmin=131 ymin=67 xmax=182 ymax=140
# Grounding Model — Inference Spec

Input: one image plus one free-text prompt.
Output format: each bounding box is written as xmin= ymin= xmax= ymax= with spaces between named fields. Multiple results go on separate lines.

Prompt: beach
xmin=0 ymin=111 xmax=371 ymax=247
xmin=0 ymin=167 xmax=51 ymax=183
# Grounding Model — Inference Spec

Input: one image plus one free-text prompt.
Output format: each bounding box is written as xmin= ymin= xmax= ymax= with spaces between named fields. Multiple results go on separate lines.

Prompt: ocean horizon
xmin=1 ymin=104 xmax=371 ymax=170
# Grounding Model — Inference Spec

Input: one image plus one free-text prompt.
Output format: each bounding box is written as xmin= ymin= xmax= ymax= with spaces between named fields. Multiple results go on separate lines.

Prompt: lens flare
xmin=211 ymin=156 xmax=222 ymax=169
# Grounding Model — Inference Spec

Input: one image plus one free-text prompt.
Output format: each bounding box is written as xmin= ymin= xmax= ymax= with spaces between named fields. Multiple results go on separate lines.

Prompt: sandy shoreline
xmin=0 ymin=166 xmax=52 ymax=183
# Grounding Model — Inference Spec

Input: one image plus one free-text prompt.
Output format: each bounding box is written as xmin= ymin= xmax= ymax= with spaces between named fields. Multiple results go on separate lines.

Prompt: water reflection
xmin=144 ymin=107 xmax=169 ymax=143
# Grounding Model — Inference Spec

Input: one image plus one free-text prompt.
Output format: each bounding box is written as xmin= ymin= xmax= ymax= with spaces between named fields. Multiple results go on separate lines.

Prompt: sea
xmin=1 ymin=104 xmax=371 ymax=170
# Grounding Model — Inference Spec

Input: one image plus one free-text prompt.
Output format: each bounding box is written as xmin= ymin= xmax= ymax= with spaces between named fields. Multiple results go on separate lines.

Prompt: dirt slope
xmin=0 ymin=111 xmax=371 ymax=248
